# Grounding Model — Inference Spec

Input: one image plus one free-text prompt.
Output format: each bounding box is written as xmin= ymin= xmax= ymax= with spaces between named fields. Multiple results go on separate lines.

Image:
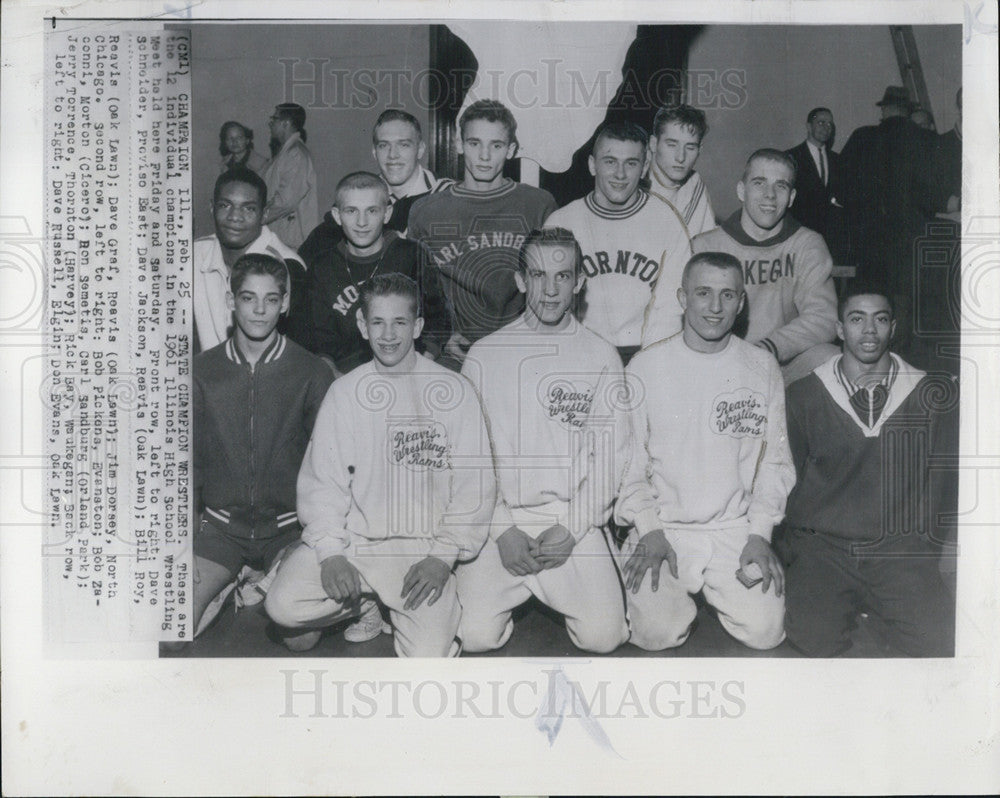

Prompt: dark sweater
xmin=298 ymin=196 xmax=423 ymax=268
xmin=784 ymin=355 xmax=958 ymax=544
xmin=408 ymin=180 xmax=558 ymax=343
xmin=300 ymin=231 xmax=449 ymax=373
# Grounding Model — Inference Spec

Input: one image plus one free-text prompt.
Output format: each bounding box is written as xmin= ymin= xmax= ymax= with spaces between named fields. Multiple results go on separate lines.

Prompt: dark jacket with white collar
xmin=784 ymin=353 xmax=958 ymax=543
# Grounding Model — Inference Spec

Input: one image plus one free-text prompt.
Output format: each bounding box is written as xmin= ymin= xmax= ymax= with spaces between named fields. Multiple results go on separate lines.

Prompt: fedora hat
xmin=876 ymin=86 xmax=912 ymax=108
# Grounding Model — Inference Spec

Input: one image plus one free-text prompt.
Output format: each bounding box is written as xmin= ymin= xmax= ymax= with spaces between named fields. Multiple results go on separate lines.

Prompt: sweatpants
xmin=780 ymin=527 xmax=955 ymax=657
xmin=456 ymin=528 xmax=629 ymax=654
xmin=619 ymin=525 xmax=785 ymax=651
xmin=265 ymin=537 xmax=461 ymax=657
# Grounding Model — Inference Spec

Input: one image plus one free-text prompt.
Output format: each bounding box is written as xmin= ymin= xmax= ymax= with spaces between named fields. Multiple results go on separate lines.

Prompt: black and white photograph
xmin=166 ymin=19 xmax=964 ymax=660
xmin=2 ymin=0 xmax=998 ymax=794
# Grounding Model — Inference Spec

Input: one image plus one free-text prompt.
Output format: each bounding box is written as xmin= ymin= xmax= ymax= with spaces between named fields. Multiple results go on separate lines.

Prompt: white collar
xmin=814 ymin=353 xmax=925 ymax=437
xmin=198 ymin=226 xmax=285 ymax=275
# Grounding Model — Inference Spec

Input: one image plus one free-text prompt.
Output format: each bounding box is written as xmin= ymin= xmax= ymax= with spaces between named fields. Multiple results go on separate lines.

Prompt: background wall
xmin=189 ymin=23 xmax=961 ymax=236
xmin=688 ymin=25 xmax=962 ymax=220
xmin=190 ymin=24 xmax=431 ymax=237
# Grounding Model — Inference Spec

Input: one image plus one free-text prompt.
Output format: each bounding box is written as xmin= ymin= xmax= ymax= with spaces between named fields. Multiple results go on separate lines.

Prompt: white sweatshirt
xmin=692 ymin=212 xmax=837 ymax=363
xmin=297 ymin=359 xmax=496 ymax=566
xmin=545 ymin=191 xmax=692 ymax=349
xmin=462 ymin=316 xmax=630 ymax=541
xmin=615 ymin=334 xmax=795 ymax=542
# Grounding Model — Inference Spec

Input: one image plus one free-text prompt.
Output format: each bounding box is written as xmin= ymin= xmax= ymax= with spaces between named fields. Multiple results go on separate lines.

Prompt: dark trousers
xmin=779 ymin=527 xmax=955 ymax=657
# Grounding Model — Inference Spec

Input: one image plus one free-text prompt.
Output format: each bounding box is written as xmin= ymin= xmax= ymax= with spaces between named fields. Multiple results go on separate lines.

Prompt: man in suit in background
xmin=786 ymin=107 xmax=838 ymax=244
xmin=839 ymin=86 xmax=943 ymax=361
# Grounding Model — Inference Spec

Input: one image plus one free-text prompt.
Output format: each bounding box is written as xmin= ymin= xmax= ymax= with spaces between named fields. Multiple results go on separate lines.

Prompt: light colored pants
xmin=265 ymin=538 xmax=461 ymax=657
xmin=456 ymin=529 xmax=628 ymax=654
xmin=619 ymin=526 xmax=785 ymax=651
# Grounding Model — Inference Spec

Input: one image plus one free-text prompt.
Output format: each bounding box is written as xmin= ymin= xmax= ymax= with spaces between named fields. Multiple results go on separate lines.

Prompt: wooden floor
xmin=161 ymin=592 xmax=903 ymax=659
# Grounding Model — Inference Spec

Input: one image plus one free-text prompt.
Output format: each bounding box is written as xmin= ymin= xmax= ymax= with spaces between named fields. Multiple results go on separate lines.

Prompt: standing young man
xmin=692 ymin=148 xmax=839 ymax=384
xmin=408 ymin=100 xmax=557 ymax=370
xmin=298 ymin=110 xmax=451 ymax=266
xmin=648 ymin=104 xmax=718 ymax=238
xmin=616 ymin=252 xmax=795 ymax=651
xmin=262 ymin=102 xmax=318 ymax=249
xmin=265 ymin=274 xmax=496 ymax=656
xmin=193 ymin=168 xmax=308 ymax=352
xmin=544 ymin=121 xmax=692 ymax=361
xmin=372 ymin=109 xmax=453 ymax=228
xmin=456 ymin=228 xmax=630 ymax=654
xmin=192 ymin=254 xmax=332 ymax=639
xmin=301 ymin=171 xmax=449 ymax=377
xmin=780 ymin=283 xmax=957 ymax=656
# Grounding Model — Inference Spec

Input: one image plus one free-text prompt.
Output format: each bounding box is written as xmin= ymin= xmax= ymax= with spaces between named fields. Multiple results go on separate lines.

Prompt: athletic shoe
xmin=236 ymin=542 xmax=292 ymax=608
xmin=234 ymin=566 xmax=267 ymax=608
xmin=343 ymin=599 xmax=391 ymax=643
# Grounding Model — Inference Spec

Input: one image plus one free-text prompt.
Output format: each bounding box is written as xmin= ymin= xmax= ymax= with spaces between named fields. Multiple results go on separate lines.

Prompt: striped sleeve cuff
xmin=758 ymin=338 xmax=780 ymax=361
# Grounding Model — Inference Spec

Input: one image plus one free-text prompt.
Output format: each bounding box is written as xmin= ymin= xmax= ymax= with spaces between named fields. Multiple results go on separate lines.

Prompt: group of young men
xmin=188 ymin=98 xmax=956 ymax=658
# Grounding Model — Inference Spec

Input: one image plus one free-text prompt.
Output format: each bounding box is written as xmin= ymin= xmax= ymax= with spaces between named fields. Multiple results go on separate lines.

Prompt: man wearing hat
xmin=838 ymin=86 xmax=943 ymax=363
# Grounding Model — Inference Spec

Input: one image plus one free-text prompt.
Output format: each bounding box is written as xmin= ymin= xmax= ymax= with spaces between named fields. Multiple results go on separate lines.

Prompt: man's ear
xmin=588 ymin=154 xmax=597 ymax=178
xmin=504 ymin=140 xmax=517 ymax=161
xmin=382 ymin=203 xmax=393 ymax=225
xmin=788 ymin=187 xmax=797 ymax=209
xmin=642 ymin=147 xmax=653 ymax=178
xmin=280 ymin=291 xmax=290 ymax=315
xmin=736 ymin=181 xmax=746 ymax=205
xmin=417 ymin=140 xmax=427 ymax=161
xmin=331 ymin=206 xmax=342 ymax=226
xmin=676 ymin=285 xmax=688 ymax=311
xmin=513 ymin=270 xmax=527 ymax=295
xmin=226 ymin=291 xmax=235 ymax=312
xmin=356 ymin=308 xmax=370 ymax=340
xmin=738 ymin=291 xmax=746 ymax=315
xmin=412 ymin=316 xmax=425 ymax=340
xmin=835 ymin=319 xmax=845 ymax=342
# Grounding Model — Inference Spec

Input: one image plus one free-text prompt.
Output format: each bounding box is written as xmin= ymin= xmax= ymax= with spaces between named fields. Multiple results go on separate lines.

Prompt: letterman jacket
xmin=193 ymin=333 xmax=333 ymax=538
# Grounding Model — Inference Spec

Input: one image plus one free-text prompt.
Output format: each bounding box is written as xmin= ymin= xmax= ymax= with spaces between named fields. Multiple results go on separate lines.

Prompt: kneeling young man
xmin=456 ymin=228 xmax=630 ymax=654
xmin=192 ymin=254 xmax=333 ymax=638
xmin=615 ymin=252 xmax=795 ymax=651
xmin=780 ymin=283 xmax=956 ymax=656
xmin=265 ymin=273 xmax=495 ymax=656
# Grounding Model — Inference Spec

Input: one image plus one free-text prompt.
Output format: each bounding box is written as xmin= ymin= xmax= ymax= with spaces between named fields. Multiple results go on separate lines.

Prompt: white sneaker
xmin=343 ymin=599 xmax=391 ymax=643
xmin=237 ymin=543 xmax=293 ymax=608
xmin=235 ymin=566 xmax=267 ymax=608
